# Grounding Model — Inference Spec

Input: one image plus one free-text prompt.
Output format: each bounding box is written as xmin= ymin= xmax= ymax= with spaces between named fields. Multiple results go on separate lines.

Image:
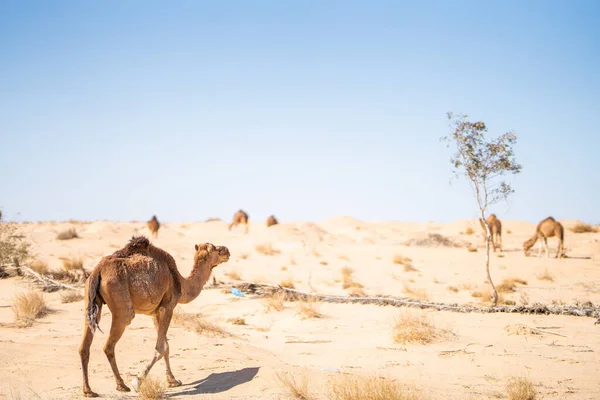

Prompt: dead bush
xmin=280 ymin=279 xmax=295 ymax=289
xmin=447 ymin=286 xmax=459 ymax=293
xmin=62 ymin=257 xmax=83 ymax=271
xmin=328 ymin=374 xmax=425 ymax=400
xmin=255 ymin=243 xmax=280 ymax=256
xmin=137 ymin=375 xmax=167 ymax=399
xmin=263 ymin=292 xmax=286 ymax=312
xmin=402 ymin=284 xmax=428 ymax=300
xmin=570 ymin=222 xmax=598 ymax=234
xmin=172 ymin=311 xmax=228 ymax=337
xmin=61 ymin=291 xmax=84 ymax=303
xmin=341 ymin=267 xmax=363 ymax=289
xmin=506 ymin=376 xmax=537 ymax=400
xmin=392 ymin=309 xmax=443 ymax=345
xmin=29 ymin=259 xmax=48 ymax=275
xmin=276 ymin=371 xmax=315 ymax=400
xmin=497 ymin=278 xmax=528 ymax=293
xmin=296 ymin=299 xmax=323 ymax=319
xmin=465 ymin=227 xmax=474 ymax=235
xmin=348 ymin=287 xmax=366 ymax=297
xmin=0 ymin=222 xmax=31 ymax=267
xmin=12 ymin=291 xmax=50 ymax=327
xmin=225 ymin=270 xmax=241 ymax=280
xmin=227 ymin=317 xmax=246 ymax=325
xmin=56 ymin=228 xmax=79 ymax=240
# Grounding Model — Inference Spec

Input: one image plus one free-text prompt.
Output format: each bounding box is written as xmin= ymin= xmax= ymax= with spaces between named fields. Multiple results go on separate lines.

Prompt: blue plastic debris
xmin=230 ymin=287 xmax=245 ymax=297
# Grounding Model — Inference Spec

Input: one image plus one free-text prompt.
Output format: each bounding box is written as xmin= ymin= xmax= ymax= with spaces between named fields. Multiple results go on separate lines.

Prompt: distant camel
xmin=266 ymin=215 xmax=278 ymax=227
xmin=523 ymin=216 xmax=565 ymax=259
xmin=147 ymin=215 xmax=160 ymax=239
xmin=78 ymin=236 xmax=230 ymax=397
xmin=479 ymin=214 xmax=502 ymax=252
xmin=228 ymin=209 xmax=249 ymax=234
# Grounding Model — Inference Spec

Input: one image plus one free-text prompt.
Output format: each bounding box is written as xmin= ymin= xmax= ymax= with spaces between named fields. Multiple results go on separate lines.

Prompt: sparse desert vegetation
xmin=12 ymin=291 xmax=50 ymax=327
xmin=255 ymin=243 xmax=281 ymax=255
xmin=56 ymin=228 xmax=79 ymax=240
xmin=61 ymin=291 xmax=84 ymax=303
xmin=29 ymin=259 xmax=48 ymax=275
xmin=172 ymin=311 xmax=228 ymax=337
xmin=296 ymin=299 xmax=323 ymax=319
xmin=61 ymin=256 xmax=83 ymax=271
xmin=225 ymin=270 xmax=241 ymax=280
xmin=227 ymin=317 xmax=246 ymax=325
xmin=536 ymin=269 xmax=554 ymax=282
xmin=570 ymin=222 xmax=598 ymax=234
xmin=402 ymin=284 xmax=428 ymax=300
xmin=341 ymin=266 xmax=364 ymax=290
xmin=280 ymin=278 xmax=295 ymax=289
xmin=392 ymin=309 xmax=443 ymax=345
xmin=464 ymin=227 xmax=474 ymax=235
xmin=275 ymin=371 xmax=315 ymax=400
xmin=137 ymin=375 xmax=167 ymax=400
xmin=329 ymin=374 xmax=425 ymax=400
xmin=497 ymin=278 xmax=528 ymax=293
xmin=393 ymin=255 xmax=418 ymax=272
xmin=263 ymin=292 xmax=286 ymax=312
xmin=506 ymin=376 xmax=537 ymax=400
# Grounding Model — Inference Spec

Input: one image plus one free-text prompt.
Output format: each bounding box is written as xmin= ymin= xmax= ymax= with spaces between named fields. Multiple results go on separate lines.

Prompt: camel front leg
xmin=140 ymin=307 xmax=180 ymax=387
xmin=537 ymin=239 xmax=543 ymax=258
xmin=498 ymin=232 xmax=503 ymax=252
xmin=79 ymin=303 xmax=102 ymax=398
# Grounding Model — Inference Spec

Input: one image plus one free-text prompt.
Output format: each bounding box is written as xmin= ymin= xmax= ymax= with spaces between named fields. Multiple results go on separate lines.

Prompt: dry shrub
xmin=62 ymin=257 xmax=83 ymax=271
xmin=341 ymin=267 xmax=363 ymax=289
xmin=0 ymin=222 xmax=31 ymax=267
xmin=519 ymin=292 xmax=530 ymax=306
xmin=275 ymin=371 xmax=315 ymax=400
xmin=239 ymin=253 xmax=249 ymax=260
xmin=329 ymin=374 xmax=424 ymax=400
xmin=255 ymin=243 xmax=280 ymax=255
xmin=281 ymin=266 xmax=288 ymax=271
xmin=348 ymin=287 xmax=366 ymax=297
xmin=459 ymin=282 xmax=473 ymax=290
xmin=467 ymin=246 xmax=478 ymax=252
xmin=447 ymin=286 xmax=459 ymax=293
xmin=570 ymin=222 xmax=598 ymax=234
xmin=263 ymin=292 xmax=286 ymax=312
xmin=172 ymin=311 xmax=227 ymax=337
xmin=392 ymin=309 xmax=442 ymax=345
xmin=393 ymin=255 xmax=412 ymax=265
xmin=339 ymin=255 xmax=349 ymax=261
xmin=536 ymin=269 xmax=554 ymax=282
xmin=227 ymin=317 xmax=246 ymax=325
xmin=497 ymin=278 xmax=528 ymax=293
xmin=205 ymin=217 xmax=222 ymax=222
xmin=506 ymin=376 xmax=537 ymax=400
xmin=320 ymin=261 xmax=328 ymax=266
xmin=471 ymin=290 xmax=504 ymax=304
xmin=12 ymin=291 xmax=50 ymax=326
xmin=29 ymin=259 xmax=48 ymax=275
xmin=61 ymin=291 xmax=84 ymax=303
xmin=507 ymin=229 xmax=512 ymax=234
xmin=296 ymin=299 xmax=323 ymax=319
xmin=225 ymin=270 xmax=241 ymax=280
xmin=402 ymin=284 xmax=428 ymax=300
xmin=280 ymin=279 xmax=295 ymax=289
xmin=137 ymin=375 xmax=167 ymax=399
xmin=465 ymin=227 xmax=474 ymax=235
xmin=497 ymin=253 xmax=505 ymax=258
xmin=504 ymin=324 xmax=539 ymax=336
xmin=56 ymin=228 xmax=79 ymax=240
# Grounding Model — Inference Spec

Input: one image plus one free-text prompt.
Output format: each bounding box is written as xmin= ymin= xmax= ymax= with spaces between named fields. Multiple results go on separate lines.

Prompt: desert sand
xmin=1 ymin=217 xmax=599 ymax=399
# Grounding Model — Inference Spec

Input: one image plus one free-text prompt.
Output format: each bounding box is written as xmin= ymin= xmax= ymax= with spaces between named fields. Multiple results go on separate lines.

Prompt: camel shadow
xmin=174 ymin=367 xmax=260 ymax=396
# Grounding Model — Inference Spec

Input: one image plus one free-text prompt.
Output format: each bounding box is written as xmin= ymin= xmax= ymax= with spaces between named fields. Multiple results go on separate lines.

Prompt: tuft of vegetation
xmin=402 ymin=284 xmax=428 ymax=301
xmin=12 ymin=291 xmax=50 ymax=327
xmin=536 ymin=269 xmax=554 ymax=282
xmin=464 ymin=227 xmax=474 ymax=235
xmin=61 ymin=291 xmax=84 ymax=303
xmin=506 ymin=376 xmax=537 ymax=400
xmin=392 ymin=309 xmax=443 ymax=345
xmin=570 ymin=222 xmax=598 ymax=234
xmin=263 ymin=292 xmax=286 ymax=312
xmin=296 ymin=299 xmax=323 ymax=319
xmin=226 ymin=317 xmax=246 ymax=325
xmin=172 ymin=311 xmax=228 ymax=337
xmin=61 ymin=257 xmax=84 ymax=271
xmin=471 ymin=290 xmax=504 ymax=304
xmin=329 ymin=374 xmax=425 ymax=400
xmin=447 ymin=286 xmax=459 ymax=293
xmin=239 ymin=253 xmax=249 ymax=260
xmin=275 ymin=371 xmax=315 ymax=400
xmin=137 ymin=375 xmax=167 ymax=400
xmin=467 ymin=246 xmax=478 ymax=253
xmin=56 ymin=228 xmax=79 ymax=240
xmin=341 ymin=267 xmax=364 ymax=289
xmin=255 ymin=243 xmax=281 ymax=256
xmin=348 ymin=287 xmax=366 ymax=297
xmin=280 ymin=279 xmax=295 ymax=289
xmin=29 ymin=259 xmax=49 ymax=275
xmin=497 ymin=278 xmax=528 ymax=293
xmin=0 ymin=222 xmax=31 ymax=267
xmin=225 ymin=270 xmax=241 ymax=280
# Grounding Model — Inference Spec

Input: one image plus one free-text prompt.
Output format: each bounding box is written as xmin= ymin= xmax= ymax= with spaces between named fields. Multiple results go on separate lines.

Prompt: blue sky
xmin=1 ymin=0 xmax=598 ymax=223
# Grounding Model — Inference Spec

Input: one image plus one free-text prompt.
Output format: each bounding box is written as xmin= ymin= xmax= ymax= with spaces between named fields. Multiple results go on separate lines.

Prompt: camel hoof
xmin=83 ymin=392 xmax=99 ymax=398
xmin=116 ymin=383 xmax=131 ymax=392
xmin=168 ymin=379 xmax=182 ymax=387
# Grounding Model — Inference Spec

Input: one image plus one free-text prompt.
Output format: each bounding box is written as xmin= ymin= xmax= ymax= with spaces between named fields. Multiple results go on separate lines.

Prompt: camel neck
xmin=178 ymin=259 xmax=212 ymax=304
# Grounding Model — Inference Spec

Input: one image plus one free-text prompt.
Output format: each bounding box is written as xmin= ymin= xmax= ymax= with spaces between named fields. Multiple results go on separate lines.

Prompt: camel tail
xmin=85 ymin=269 xmax=103 ymax=335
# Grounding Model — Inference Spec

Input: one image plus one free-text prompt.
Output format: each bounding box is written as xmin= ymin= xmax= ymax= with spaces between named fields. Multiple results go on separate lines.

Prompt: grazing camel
xmin=147 ymin=215 xmax=160 ymax=239
xmin=78 ymin=236 xmax=230 ymax=398
xmin=523 ymin=216 xmax=565 ymax=259
xmin=266 ymin=215 xmax=278 ymax=227
xmin=479 ymin=214 xmax=502 ymax=252
xmin=228 ymin=209 xmax=249 ymax=234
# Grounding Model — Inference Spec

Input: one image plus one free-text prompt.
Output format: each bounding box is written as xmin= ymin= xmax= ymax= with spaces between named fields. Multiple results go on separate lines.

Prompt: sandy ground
xmin=1 ymin=217 xmax=600 ymax=399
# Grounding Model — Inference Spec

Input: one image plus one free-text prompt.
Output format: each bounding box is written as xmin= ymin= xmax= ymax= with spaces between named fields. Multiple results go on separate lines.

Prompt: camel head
xmin=523 ymin=237 xmax=536 ymax=256
xmin=194 ymin=243 xmax=230 ymax=269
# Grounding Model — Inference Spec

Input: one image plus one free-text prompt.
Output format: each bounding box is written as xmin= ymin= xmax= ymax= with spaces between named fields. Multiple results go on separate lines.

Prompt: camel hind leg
xmin=79 ymin=302 xmax=103 ymax=398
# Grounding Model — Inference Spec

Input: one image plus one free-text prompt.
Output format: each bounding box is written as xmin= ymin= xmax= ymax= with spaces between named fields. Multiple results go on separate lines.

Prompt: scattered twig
xmin=3 ymin=263 xmax=81 ymax=292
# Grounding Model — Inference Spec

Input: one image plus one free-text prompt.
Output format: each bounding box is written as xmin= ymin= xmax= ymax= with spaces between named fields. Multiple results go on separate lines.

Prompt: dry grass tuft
xmin=281 ymin=266 xmax=288 ymax=271
xmin=506 ymin=376 xmax=537 ymax=400
xmin=570 ymin=222 xmax=598 ymax=234
xmin=339 ymin=255 xmax=349 ymax=261
xmin=227 ymin=317 xmax=246 ymax=325
xmin=172 ymin=311 xmax=228 ymax=337
xmin=341 ymin=267 xmax=364 ymax=290
xmin=239 ymin=253 xmax=249 ymax=260
xmin=61 ymin=291 xmax=84 ymax=303
xmin=465 ymin=227 xmax=474 ymax=235
xmin=61 ymin=257 xmax=83 ymax=271
xmin=329 ymin=374 xmax=425 ymax=400
xmin=224 ymin=270 xmax=241 ymax=280
xmin=275 ymin=371 xmax=315 ymax=400
xmin=497 ymin=278 xmax=528 ymax=293
xmin=504 ymin=324 xmax=539 ymax=336
xmin=56 ymin=228 xmax=79 ymax=240
xmin=296 ymin=299 xmax=323 ymax=319
xmin=447 ymin=286 xmax=459 ymax=293
xmin=12 ymin=291 xmax=50 ymax=327
xmin=319 ymin=261 xmax=328 ymax=266
xmin=507 ymin=229 xmax=512 ymax=234
xmin=280 ymin=279 xmax=295 ymax=289
xmin=393 ymin=255 xmax=418 ymax=272
xmin=392 ymin=309 xmax=442 ymax=345
xmin=29 ymin=259 xmax=49 ymax=275
xmin=402 ymin=284 xmax=428 ymax=300
xmin=137 ymin=375 xmax=167 ymax=399
xmin=348 ymin=287 xmax=366 ymax=297
xmin=467 ymin=246 xmax=478 ymax=252
xmin=255 ymin=243 xmax=280 ymax=256
xmin=536 ymin=269 xmax=554 ymax=282
xmin=471 ymin=290 xmax=504 ymax=304
xmin=263 ymin=292 xmax=286 ymax=312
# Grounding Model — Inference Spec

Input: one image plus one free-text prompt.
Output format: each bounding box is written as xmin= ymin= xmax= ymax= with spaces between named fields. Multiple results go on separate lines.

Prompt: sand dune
xmin=1 ymin=217 xmax=599 ymax=399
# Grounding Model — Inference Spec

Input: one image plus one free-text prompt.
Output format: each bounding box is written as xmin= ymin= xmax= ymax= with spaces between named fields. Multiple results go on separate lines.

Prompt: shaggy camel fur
xmin=523 ymin=216 xmax=565 ymax=259
xmin=479 ymin=214 xmax=502 ymax=252
xmin=228 ymin=209 xmax=249 ymax=234
xmin=78 ymin=236 xmax=230 ymax=397
xmin=266 ymin=215 xmax=278 ymax=227
xmin=147 ymin=215 xmax=160 ymax=239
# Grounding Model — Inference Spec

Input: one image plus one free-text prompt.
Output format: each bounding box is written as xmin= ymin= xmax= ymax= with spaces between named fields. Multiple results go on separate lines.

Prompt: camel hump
xmin=111 ymin=236 xmax=151 ymax=258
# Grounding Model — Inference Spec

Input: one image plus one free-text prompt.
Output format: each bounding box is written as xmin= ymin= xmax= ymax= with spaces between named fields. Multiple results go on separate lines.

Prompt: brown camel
xmin=147 ymin=215 xmax=160 ymax=239
xmin=78 ymin=236 xmax=230 ymax=397
xmin=479 ymin=213 xmax=502 ymax=252
xmin=266 ymin=215 xmax=278 ymax=227
xmin=523 ymin=216 xmax=565 ymax=259
xmin=228 ymin=209 xmax=249 ymax=234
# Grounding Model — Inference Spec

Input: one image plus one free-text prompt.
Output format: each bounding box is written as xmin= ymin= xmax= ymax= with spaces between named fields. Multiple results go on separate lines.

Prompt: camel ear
xmin=195 ymin=244 xmax=199 ymax=251
xmin=206 ymin=244 xmax=214 ymax=253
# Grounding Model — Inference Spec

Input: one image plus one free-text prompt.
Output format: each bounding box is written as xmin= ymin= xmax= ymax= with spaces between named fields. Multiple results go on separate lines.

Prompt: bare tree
xmin=441 ymin=112 xmax=522 ymax=305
